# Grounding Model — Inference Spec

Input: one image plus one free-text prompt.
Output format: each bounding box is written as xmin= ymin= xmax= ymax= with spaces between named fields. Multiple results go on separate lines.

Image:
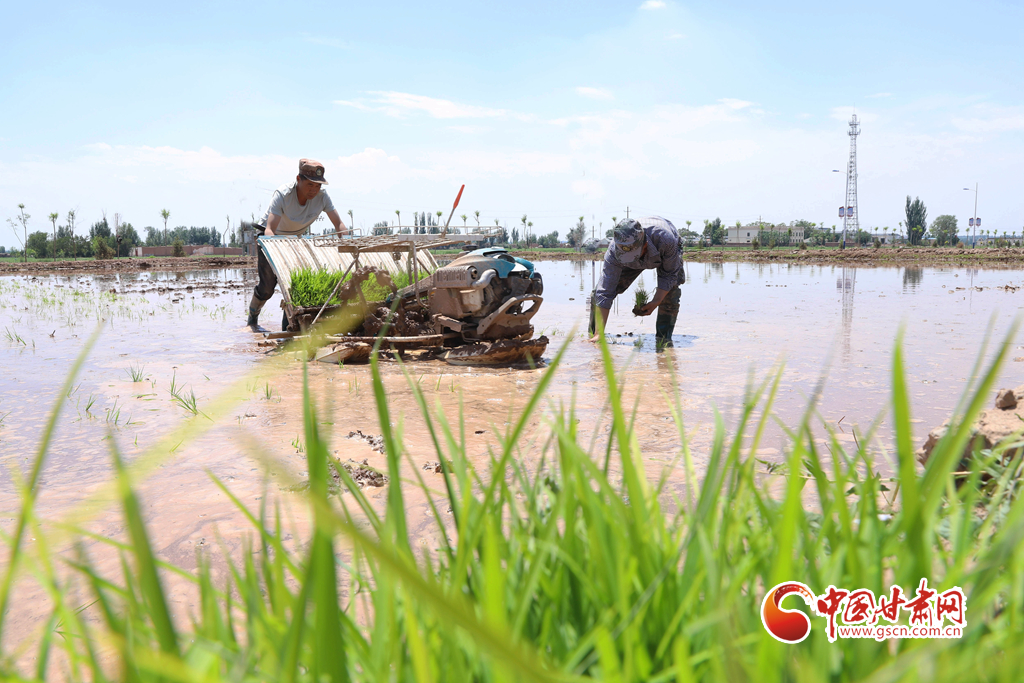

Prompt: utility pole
xmin=964 ymin=184 xmax=979 ymax=248
xmin=625 ymin=206 xmax=630 ymax=219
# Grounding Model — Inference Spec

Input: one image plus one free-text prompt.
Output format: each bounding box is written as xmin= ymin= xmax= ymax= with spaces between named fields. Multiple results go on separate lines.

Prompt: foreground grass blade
xmin=0 ymin=325 xmax=99 ymax=647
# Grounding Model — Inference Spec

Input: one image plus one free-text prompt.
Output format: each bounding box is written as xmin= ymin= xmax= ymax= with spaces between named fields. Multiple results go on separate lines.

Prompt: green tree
xmin=930 ymin=215 xmax=959 ymax=246
xmin=120 ymin=223 xmax=141 ymax=254
xmin=702 ymin=218 xmax=726 ymax=246
xmin=26 ymin=231 xmax=49 ymax=258
xmin=538 ymin=231 xmax=560 ymax=248
xmin=568 ymin=216 xmax=587 ymax=249
xmin=7 ymin=204 xmax=31 ymax=262
xmin=905 ymin=196 xmax=928 ymax=246
xmin=160 ymin=208 xmax=170 ymax=243
xmin=67 ymin=210 xmax=78 ymax=260
xmin=48 ymin=212 xmax=59 ymax=260
xmin=92 ymin=235 xmax=114 ymax=259
xmin=474 ymin=210 xmax=480 ymax=229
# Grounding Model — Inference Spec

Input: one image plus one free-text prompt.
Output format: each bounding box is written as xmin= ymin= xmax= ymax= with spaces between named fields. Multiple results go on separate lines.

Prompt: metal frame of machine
xmin=256 ymin=231 xmax=548 ymax=365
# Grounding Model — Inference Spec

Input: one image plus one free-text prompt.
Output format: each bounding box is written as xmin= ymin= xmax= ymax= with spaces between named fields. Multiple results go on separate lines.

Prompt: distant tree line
xmin=143 ymin=225 xmax=222 ymax=247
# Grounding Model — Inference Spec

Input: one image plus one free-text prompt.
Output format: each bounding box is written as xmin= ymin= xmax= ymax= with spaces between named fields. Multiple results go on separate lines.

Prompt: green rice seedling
xmin=171 ymin=387 xmax=205 ymax=418
xmin=84 ymin=393 xmax=97 ymax=415
xmin=262 ymin=382 xmax=274 ymax=401
xmin=105 ymin=397 xmax=124 ymax=425
xmin=168 ymin=371 xmax=181 ymax=400
xmin=632 ymin=275 xmax=650 ymax=315
xmin=289 ymin=267 xmax=426 ymax=308
xmin=11 ymin=324 xmax=1024 ymax=681
xmin=3 ymin=326 xmax=25 ymax=345
xmin=125 ymin=362 xmax=147 ymax=382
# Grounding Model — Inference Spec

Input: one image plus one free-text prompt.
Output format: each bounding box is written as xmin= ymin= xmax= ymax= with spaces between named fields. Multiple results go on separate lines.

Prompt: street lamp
xmin=964 ymin=184 xmax=979 ymax=248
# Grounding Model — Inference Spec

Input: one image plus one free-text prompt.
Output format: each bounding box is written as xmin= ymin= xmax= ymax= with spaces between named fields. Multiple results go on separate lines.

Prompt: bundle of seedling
xmin=289 ymin=267 xmax=423 ymax=308
xmin=631 ymin=275 xmax=650 ymax=316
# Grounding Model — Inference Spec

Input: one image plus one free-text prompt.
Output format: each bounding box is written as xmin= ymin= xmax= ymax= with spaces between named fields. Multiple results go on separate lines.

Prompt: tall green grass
xmin=3 ymin=327 xmax=1024 ymax=681
xmin=289 ymin=267 xmax=428 ymax=308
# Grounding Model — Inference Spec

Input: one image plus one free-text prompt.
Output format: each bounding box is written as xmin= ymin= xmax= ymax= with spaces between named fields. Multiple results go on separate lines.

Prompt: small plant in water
xmin=126 ymin=362 xmax=146 ymax=382
xmin=3 ymin=326 xmax=26 ymax=345
xmin=171 ymin=387 xmax=205 ymax=418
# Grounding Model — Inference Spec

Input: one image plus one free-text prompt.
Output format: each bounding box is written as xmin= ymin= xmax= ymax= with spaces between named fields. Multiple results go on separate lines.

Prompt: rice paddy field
xmin=3 ymin=260 xmax=1024 ymax=680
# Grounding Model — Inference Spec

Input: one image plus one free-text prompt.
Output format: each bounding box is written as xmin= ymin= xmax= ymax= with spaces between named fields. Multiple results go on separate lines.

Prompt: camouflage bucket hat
xmin=613 ymin=219 xmax=646 ymax=264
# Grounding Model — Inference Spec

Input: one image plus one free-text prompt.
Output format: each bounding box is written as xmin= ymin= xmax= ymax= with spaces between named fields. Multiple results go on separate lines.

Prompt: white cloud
xmin=640 ymin=1 xmax=666 ymax=9
xmin=866 ymin=92 xmax=892 ymax=99
xmin=447 ymin=125 xmax=491 ymax=135
xmin=336 ymin=91 xmax=516 ymax=120
xmin=719 ymin=98 xmax=753 ymax=110
xmin=951 ymin=105 xmax=1024 ymax=133
xmin=575 ymin=86 xmax=614 ymax=101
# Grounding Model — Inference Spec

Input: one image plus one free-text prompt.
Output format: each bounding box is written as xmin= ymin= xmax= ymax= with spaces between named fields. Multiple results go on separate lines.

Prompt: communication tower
xmin=840 ymin=114 xmax=860 ymax=245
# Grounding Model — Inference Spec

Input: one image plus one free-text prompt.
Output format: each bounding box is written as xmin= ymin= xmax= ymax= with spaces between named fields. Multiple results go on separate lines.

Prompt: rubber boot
xmin=655 ymin=312 xmax=676 ymax=350
xmin=247 ymin=294 xmax=266 ymax=329
xmin=282 ymin=310 xmax=289 ymax=332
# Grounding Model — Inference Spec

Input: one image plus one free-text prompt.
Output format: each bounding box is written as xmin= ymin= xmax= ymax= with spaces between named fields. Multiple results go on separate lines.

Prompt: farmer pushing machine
xmin=249 ymin=158 xmax=548 ymax=366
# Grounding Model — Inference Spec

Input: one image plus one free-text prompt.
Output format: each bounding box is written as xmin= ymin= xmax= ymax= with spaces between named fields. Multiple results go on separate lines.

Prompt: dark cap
xmin=298 ymin=158 xmax=328 ymax=185
xmin=613 ymin=219 xmax=646 ymax=264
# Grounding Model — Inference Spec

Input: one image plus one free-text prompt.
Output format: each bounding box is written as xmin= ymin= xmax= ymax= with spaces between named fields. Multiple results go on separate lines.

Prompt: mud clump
xmin=918 ymin=384 xmax=1024 ymax=469
xmin=333 ymin=459 xmax=387 ymax=488
xmin=347 ymin=429 xmax=385 ymax=453
xmin=361 ymin=300 xmax=432 ymax=337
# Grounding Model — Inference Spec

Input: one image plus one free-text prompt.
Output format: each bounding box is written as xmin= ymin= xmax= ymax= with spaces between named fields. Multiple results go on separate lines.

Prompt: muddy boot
xmin=655 ymin=312 xmax=676 ymax=350
xmin=247 ymin=294 xmax=267 ymax=331
xmin=282 ymin=310 xmax=290 ymax=332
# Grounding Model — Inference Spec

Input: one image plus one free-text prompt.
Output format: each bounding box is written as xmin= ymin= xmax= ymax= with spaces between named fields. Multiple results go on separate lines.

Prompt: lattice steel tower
xmin=843 ymin=114 xmax=860 ymax=242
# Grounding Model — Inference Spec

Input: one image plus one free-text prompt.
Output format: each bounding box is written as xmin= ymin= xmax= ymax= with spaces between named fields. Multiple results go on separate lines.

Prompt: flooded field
xmin=1 ymin=259 xmax=1023 ymax=645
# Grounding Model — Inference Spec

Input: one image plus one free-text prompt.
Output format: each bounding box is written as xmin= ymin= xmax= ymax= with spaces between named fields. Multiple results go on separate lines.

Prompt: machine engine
xmin=405 ymin=248 xmax=544 ymax=341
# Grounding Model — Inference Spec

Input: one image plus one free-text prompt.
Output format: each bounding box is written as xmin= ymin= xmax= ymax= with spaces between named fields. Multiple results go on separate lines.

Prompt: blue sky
xmin=2 ymin=0 xmax=1022 ymax=241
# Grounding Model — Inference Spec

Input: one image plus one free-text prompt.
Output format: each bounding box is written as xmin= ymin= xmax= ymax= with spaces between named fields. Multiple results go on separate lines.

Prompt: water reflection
xmin=902 ymin=267 xmax=924 ymax=291
xmin=837 ymin=267 xmax=857 ymax=360
xmin=703 ymin=262 xmax=724 ymax=282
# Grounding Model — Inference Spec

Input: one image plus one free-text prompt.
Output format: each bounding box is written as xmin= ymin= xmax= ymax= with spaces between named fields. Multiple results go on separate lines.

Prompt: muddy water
xmin=1 ymin=261 xmax=1023 ymax=653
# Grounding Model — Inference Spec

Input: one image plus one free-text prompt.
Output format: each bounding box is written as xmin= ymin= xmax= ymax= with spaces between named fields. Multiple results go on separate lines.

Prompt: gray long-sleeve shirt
xmin=594 ymin=216 xmax=681 ymax=309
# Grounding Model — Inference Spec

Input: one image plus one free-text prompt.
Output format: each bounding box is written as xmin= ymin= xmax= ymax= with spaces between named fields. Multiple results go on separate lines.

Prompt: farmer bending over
xmin=589 ymin=216 xmax=684 ymax=347
xmin=247 ymin=158 xmax=350 ymax=329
